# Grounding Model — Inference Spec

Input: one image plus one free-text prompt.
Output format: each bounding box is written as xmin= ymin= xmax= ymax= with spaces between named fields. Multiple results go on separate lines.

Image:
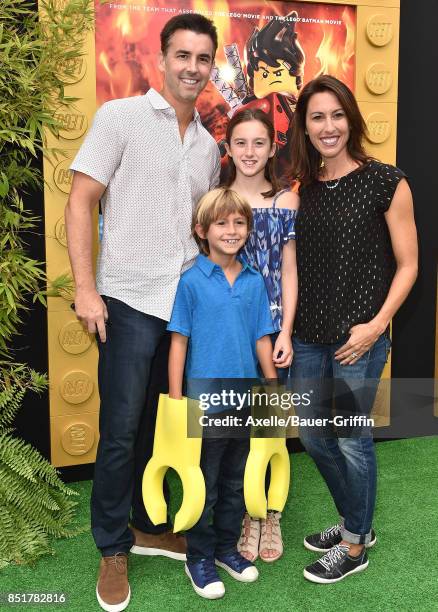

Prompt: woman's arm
xmin=335 ymin=178 xmax=418 ymax=364
xmin=168 ymin=332 xmax=189 ymax=399
xmin=373 ymin=178 xmax=418 ymax=330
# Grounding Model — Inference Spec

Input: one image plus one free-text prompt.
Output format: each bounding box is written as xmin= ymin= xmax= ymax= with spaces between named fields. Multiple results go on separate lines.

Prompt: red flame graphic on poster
xmin=94 ymin=1 xmax=355 ymax=171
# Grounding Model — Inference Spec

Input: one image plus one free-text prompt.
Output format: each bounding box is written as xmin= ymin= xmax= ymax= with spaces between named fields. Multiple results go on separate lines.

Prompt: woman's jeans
xmin=92 ymin=296 xmax=171 ymax=556
xmin=290 ymin=334 xmax=390 ymax=545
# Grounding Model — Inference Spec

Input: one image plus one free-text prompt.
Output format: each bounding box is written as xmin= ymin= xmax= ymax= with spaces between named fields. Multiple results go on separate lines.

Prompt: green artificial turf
xmin=2 ymin=437 xmax=438 ymax=612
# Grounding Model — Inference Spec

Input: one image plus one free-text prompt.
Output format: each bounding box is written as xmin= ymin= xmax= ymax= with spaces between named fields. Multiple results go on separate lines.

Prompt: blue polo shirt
xmin=167 ymin=254 xmax=274 ymax=379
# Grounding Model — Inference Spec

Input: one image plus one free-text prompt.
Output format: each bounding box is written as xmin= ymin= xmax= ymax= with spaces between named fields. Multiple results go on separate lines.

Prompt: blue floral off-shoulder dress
xmin=241 ymin=188 xmax=297 ymax=332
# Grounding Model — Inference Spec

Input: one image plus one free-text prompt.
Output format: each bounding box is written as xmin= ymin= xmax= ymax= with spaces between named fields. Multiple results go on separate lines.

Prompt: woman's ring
xmin=351 ymin=351 xmax=358 ymax=358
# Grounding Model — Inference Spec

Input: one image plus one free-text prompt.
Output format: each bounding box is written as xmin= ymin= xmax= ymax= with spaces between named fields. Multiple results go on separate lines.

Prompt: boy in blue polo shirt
xmin=167 ymin=187 xmax=276 ymax=600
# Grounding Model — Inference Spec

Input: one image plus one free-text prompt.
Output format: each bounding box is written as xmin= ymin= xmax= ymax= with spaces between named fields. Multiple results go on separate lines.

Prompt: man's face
xmin=159 ymin=29 xmax=214 ymax=104
xmin=253 ymin=60 xmax=300 ymax=99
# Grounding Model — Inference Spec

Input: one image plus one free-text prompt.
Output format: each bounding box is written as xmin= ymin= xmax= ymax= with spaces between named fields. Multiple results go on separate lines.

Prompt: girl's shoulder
xmin=274 ymin=188 xmax=299 ymax=210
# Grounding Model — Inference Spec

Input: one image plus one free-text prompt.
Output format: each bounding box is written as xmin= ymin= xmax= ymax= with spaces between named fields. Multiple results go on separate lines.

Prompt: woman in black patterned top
xmin=288 ymin=76 xmax=418 ymax=584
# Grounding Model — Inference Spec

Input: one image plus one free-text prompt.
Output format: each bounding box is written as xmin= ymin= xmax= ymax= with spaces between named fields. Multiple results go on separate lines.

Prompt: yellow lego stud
xmin=142 ymin=394 xmax=205 ymax=533
xmin=244 ymin=437 xmax=290 ymax=519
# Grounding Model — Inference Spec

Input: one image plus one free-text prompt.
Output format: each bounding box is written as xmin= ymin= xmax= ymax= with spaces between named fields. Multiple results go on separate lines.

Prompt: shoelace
xmin=320 ymin=524 xmax=341 ymax=542
xmin=318 ymin=544 xmax=350 ymax=571
xmin=199 ymin=559 xmax=220 ymax=583
xmin=261 ymin=511 xmax=282 ymax=546
xmin=223 ymin=551 xmax=248 ymax=572
xmin=105 ymin=552 xmax=127 ymax=574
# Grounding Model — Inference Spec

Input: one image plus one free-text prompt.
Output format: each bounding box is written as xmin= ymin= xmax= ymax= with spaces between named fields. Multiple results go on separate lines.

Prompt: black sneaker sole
xmin=304 ymin=533 xmax=376 ymax=553
xmin=303 ymin=559 xmax=369 ymax=584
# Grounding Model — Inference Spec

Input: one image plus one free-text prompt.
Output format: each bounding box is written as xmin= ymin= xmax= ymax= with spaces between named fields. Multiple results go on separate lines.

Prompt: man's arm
xmin=65 ymin=171 xmax=108 ymax=342
xmin=168 ymin=332 xmax=188 ymax=399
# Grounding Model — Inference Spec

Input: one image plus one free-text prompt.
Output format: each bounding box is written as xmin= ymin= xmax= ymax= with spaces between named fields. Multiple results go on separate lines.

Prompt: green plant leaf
xmin=0 ymin=0 xmax=94 ymax=567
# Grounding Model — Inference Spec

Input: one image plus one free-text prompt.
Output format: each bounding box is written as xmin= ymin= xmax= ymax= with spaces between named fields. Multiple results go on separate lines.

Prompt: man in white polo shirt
xmin=65 ymin=14 xmax=220 ymax=611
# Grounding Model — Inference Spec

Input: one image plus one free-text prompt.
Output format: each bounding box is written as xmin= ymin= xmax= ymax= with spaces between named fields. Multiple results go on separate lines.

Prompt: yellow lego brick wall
xmin=42 ymin=29 xmax=99 ymax=467
xmin=43 ymin=0 xmax=400 ymax=466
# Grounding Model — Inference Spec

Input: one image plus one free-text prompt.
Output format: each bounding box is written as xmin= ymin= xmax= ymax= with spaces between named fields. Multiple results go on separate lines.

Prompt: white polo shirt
xmin=70 ymin=88 xmax=221 ymax=321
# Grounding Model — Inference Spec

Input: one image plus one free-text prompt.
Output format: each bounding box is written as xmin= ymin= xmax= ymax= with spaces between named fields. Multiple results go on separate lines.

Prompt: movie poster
xmin=94 ymin=1 xmax=356 ymax=172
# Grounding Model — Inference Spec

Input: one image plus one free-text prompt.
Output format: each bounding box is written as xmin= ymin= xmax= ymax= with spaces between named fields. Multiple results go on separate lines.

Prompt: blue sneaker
xmin=185 ymin=559 xmax=225 ymax=599
xmin=215 ymin=551 xmax=259 ymax=582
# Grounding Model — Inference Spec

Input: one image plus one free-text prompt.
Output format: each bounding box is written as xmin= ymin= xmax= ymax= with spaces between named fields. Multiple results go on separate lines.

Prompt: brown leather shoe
xmin=96 ymin=553 xmax=130 ymax=612
xmin=130 ymin=526 xmax=186 ymax=561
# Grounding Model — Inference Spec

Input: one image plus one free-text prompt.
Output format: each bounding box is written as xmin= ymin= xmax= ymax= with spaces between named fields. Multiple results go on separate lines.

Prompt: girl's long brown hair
xmin=225 ymin=109 xmax=282 ymax=198
xmin=288 ymin=75 xmax=371 ymax=186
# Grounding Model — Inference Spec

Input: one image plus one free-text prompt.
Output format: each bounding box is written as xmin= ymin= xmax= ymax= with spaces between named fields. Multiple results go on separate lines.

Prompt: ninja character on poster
xmin=95 ymin=1 xmax=356 ymax=174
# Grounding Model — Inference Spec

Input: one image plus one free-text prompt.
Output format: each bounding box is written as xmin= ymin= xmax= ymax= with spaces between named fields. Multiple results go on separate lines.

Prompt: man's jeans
xmin=186 ymin=437 xmax=249 ymax=562
xmin=290 ymin=334 xmax=390 ymax=545
xmin=91 ymin=296 xmax=171 ymax=556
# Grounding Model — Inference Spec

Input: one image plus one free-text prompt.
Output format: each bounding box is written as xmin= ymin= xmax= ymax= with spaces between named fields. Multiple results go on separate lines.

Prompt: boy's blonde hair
xmin=192 ymin=187 xmax=253 ymax=255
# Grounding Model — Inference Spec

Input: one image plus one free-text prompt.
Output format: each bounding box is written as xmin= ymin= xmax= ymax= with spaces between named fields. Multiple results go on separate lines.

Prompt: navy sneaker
xmin=185 ymin=559 xmax=225 ymax=599
xmin=304 ymin=544 xmax=369 ymax=584
xmin=304 ymin=524 xmax=377 ymax=552
xmin=215 ymin=551 xmax=259 ymax=582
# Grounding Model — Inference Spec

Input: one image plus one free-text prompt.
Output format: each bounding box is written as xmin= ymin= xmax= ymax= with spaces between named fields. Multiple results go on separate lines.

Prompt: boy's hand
xmin=168 ymin=391 xmax=183 ymax=400
xmin=168 ymin=332 xmax=188 ymax=402
xmin=257 ymin=335 xmax=278 ymax=379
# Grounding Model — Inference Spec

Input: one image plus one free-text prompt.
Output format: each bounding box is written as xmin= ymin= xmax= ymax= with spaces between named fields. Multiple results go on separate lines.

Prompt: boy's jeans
xmin=290 ymin=334 xmax=390 ymax=545
xmin=92 ymin=296 xmax=171 ymax=557
xmin=186 ymin=437 xmax=249 ymax=562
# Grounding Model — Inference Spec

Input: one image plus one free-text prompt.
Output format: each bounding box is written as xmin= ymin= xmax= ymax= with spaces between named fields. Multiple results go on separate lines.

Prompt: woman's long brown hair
xmin=288 ymin=75 xmax=371 ymax=186
xmin=225 ymin=108 xmax=282 ymax=198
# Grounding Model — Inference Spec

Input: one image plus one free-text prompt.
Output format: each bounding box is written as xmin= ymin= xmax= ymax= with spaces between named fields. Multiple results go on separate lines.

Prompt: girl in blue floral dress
xmin=224 ymin=108 xmax=299 ymax=563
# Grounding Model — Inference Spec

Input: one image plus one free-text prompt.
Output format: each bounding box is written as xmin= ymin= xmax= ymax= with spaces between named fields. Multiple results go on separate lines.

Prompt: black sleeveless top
xmin=294 ymin=161 xmax=405 ymax=344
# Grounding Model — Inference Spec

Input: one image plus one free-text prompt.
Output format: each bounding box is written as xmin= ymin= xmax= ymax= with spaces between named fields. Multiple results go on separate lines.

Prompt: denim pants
xmin=186 ymin=437 xmax=249 ymax=562
xmin=290 ymin=334 xmax=390 ymax=545
xmin=91 ymin=296 xmax=171 ymax=556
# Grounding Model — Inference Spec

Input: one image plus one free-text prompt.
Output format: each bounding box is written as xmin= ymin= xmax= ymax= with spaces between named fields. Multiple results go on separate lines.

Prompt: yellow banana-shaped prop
xmin=142 ymin=394 xmax=205 ymax=533
xmin=244 ymin=437 xmax=290 ymax=519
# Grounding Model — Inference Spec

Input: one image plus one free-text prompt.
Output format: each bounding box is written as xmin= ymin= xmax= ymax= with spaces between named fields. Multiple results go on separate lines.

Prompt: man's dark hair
xmin=160 ymin=13 xmax=218 ymax=58
xmin=246 ymin=11 xmax=305 ymax=91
